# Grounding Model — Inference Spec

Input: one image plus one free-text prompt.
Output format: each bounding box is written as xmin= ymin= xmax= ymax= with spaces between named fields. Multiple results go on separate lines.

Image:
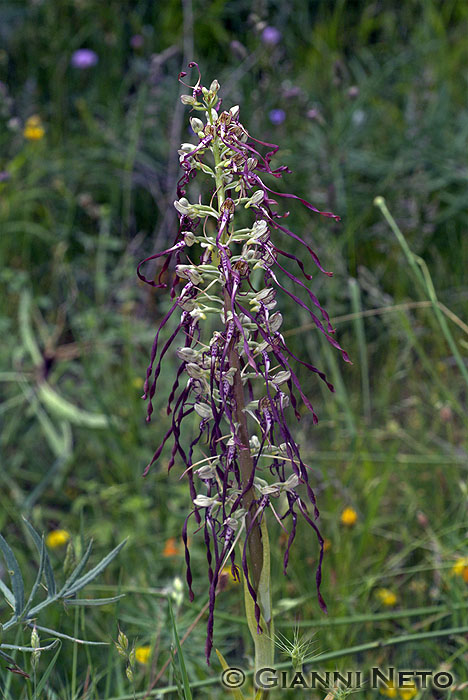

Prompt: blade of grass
xmin=167 ymin=597 xmax=192 ymax=700
xmin=374 ymin=196 xmax=468 ymax=390
xmin=349 ymin=278 xmax=371 ymax=421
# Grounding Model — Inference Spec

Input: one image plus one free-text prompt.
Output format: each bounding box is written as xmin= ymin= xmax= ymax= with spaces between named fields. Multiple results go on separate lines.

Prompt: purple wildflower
xmin=71 ymin=49 xmax=98 ymax=69
xmin=138 ymin=64 xmax=350 ymax=664
xmin=0 ymin=171 xmax=10 ymax=182
xmin=269 ymin=108 xmax=286 ymax=126
xmin=261 ymin=26 xmax=282 ymax=45
xmin=130 ymin=34 xmax=144 ymax=49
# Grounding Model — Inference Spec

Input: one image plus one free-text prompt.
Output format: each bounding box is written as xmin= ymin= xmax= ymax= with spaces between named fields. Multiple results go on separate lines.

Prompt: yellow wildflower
xmin=376 ymin=588 xmax=398 ymax=607
xmin=323 ymin=538 xmax=332 ymax=552
xmin=24 ymin=115 xmax=45 ymax=141
xmin=380 ymin=681 xmax=397 ymax=698
xmin=399 ymin=682 xmax=418 ymax=699
xmin=452 ymin=557 xmax=468 ymax=576
xmin=132 ymin=377 xmax=142 ymax=390
xmin=46 ymin=529 xmax=71 ymax=548
xmin=379 ymin=680 xmax=397 ymax=698
xmin=340 ymin=507 xmax=358 ymax=527
xmin=221 ymin=565 xmax=240 ymax=583
xmin=134 ymin=645 xmax=151 ymax=665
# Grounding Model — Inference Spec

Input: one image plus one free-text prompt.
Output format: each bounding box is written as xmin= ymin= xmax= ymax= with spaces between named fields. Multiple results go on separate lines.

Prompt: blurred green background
xmin=0 ymin=1 xmax=467 ymax=698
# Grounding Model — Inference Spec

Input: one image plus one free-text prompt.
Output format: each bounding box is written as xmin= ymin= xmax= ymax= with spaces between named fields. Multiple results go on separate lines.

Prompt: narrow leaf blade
xmin=0 ymin=534 xmax=25 ymax=616
xmin=168 ymin=597 xmax=192 ymax=700
xmin=59 ymin=539 xmax=93 ymax=595
xmin=23 ymin=520 xmax=56 ymax=598
xmin=24 ymin=534 xmax=45 ymax=613
xmin=0 ymin=578 xmax=15 ymax=609
xmin=34 ymin=640 xmax=62 ymax=696
xmin=63 ymin=595 xmax=125 ymax=607
xmin=64 ymin=539 xmax=126 ymax=597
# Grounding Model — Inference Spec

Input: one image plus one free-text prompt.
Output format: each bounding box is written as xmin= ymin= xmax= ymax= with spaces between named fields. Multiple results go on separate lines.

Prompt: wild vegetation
xmin=0 ymin=1 xmax=467 ymax=698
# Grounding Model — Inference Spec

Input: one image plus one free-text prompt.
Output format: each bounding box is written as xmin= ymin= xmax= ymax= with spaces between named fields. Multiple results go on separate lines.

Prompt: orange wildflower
xmin=163 ymin=537 xmax=180 ymax=557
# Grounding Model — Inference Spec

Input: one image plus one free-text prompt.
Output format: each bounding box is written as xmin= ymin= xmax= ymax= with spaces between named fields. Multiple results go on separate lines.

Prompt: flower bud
xmin=196 ymin=464 xmax=217 ymax=479
xmin=284 ymin=473 xmax=300 ymax=491
xmin=171 ymin=576 xmax=184 ymax=607
xmin=176 ymin=347 xmax=198 ymax=362
xmin=180 ymin=94 xmax=196 ymax=105
xmin=31 ymin=626 xmax=40 ymax=649
xmin=183 ymin=230 xmax=196 ymax=246
xmin=247 ymin=219 xmax=269 ymax=243
xmin=193 ymin=494 xmax=219 ymax=508
xmin=255 ymin=287 xmax=276 ymax=308
xmin=186 ymin=363 xmax=205 ymax=379
xmin=243 ymin=247 xmax=260 ymax=261
xmin=187 ymin=268 xmax=203 ymax=285
xmin=31 ymin=626 xmax=41 ymax=669
xmin=249 ymin=435 xmax=260 ymax=450
xmin=115 ymin=629 xmax=129 ymax=658
xmin=269 ymin=312 xmax=283 ymax=332
xmin=178 ymin=297 xmax=196 ymax=311
xmin=272 ymin=370 xmax=291 ymax=386
xmin=174 ymin=197 xmax=191 ymax=215
xmin=179 ymin=143 xmax=196 ymax=153
xmin=190 ymin=117 xmax=204 ymax=133
xmin=175 ymin=264 xmax=191 ymax=279
xmin=194 ymin=403 xmax=212 ymax=419
xmin=223 ymin=367 xmax=237 ymax=386
xmin=230 ymin=105 xmax=240 ymax=119
xmin=209 ymin=79 xmax=220 ymax=93
xmin=245 ymin=189 xmax=264 ymax=208
xmin=224 ymin=517 xmax=239 ymax=530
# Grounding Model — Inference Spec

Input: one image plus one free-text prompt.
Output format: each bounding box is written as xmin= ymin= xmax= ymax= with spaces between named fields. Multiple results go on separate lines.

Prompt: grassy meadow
xmin=0 ymin=1 xmax=467 ymax=698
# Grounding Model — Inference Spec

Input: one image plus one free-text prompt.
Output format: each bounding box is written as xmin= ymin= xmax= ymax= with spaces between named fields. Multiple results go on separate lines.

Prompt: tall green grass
xmin=0 ymin=1 xmax=467 ymax=697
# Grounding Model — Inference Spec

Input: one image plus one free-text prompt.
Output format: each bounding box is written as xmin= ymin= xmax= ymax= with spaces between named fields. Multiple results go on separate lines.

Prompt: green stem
xmin=209 ymin=104 xmax=274 ymax=686
xmin=108 ymin=623 xmax=468 ymax=698
xmin=374 ymin=196 xmax=468 ymax=391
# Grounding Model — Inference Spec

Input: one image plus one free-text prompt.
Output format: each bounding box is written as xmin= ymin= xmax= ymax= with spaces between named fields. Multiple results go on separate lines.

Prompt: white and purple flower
xmin=138 ymin=63 xmax=350 ymax=664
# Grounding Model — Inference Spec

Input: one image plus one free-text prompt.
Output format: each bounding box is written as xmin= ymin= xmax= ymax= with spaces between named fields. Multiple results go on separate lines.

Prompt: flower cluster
xmin=138 ymin=63 xmax=350 ymax=662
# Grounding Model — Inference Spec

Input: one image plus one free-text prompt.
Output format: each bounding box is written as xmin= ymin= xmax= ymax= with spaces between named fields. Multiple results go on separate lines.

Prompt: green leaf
xmin=34 ymin=640 xmax=62 ymax=696
xmin=23 ymin=520 xmax=56 ymax=598
xmin=0 ymin=648 xmax=18 ymax=665
xmin=168 ymin=597 xmax=192 ymax=700
xmin=0 ymin=578 xmax=15 ymax=609
xmin=37 ymin=382 xmax=111 ymax=428
xmin=24 ymin=532 xmax=45 ymax=612
xmin=1 ymin=639 xmax=59 ymax=653
xmin=0 ymin=534 xmax=25 ymax=616
xmin=59 ymin=539 xmax=93 ymax=595
xmin=64 ymin=539 xmax=127 ymax=597
xmin=215 ymin=649 xmax=246 ymax=700
xmin=63 ymin=594 xmax=125 ymax=607
xmin=32 ymin=623 xmax=109 ymax=646
xmin=18 ymin=291 xmax=42 ymax=367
